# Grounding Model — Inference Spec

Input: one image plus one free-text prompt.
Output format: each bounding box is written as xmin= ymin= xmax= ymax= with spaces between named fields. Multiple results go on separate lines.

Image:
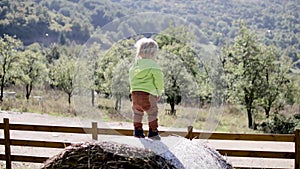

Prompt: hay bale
xmin=42 ymin=142 xmax=176 ymax=169
xmin=42 ymin=136 xmax=233 ymax=169
xmin=157 ymin=137 xmax=233 ymax=169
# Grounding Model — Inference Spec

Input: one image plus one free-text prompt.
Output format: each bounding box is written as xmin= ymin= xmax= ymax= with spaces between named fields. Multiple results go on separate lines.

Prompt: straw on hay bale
xmin=42 ymin=142 xmax=175 ymax=169
xmin=42 ymin=136 xmax=233 ymax=169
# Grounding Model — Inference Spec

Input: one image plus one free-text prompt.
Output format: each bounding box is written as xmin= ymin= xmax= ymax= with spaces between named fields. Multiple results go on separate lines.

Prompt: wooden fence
xmin=0 ymin=117 xmax=299 ymax=169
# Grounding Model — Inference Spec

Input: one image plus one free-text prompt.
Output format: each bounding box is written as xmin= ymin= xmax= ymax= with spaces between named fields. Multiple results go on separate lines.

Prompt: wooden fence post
xmin=92 ymin=122 xmax=98 ymax=140
xmin=186 ymin=126 xmax=193 ymax=140
xmin=295 ymin=129 xmax=300 ymax=169
xmin=4 ymin=118 xmax=12 ymax=169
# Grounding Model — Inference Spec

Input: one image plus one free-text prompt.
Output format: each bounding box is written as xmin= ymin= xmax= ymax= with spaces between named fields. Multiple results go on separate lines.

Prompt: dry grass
xmin=1 ymin=88 xmax=297 ymax=133
xmin=1 ymin=89 xmax=74 ymax=117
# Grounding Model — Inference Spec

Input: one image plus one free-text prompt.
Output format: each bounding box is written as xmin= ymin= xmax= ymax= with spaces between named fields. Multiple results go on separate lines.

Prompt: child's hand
xmin=157 ymin=96 xmax=161 ymax=101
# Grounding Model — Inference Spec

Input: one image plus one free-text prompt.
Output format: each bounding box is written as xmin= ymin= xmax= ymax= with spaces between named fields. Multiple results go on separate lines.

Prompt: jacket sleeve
xmin=152 ymin=69 xmax=164 ymax=96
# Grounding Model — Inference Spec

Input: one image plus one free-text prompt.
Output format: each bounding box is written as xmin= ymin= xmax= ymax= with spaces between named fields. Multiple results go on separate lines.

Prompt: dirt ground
xmin=0 ymin=111 xmax=294 ymax=169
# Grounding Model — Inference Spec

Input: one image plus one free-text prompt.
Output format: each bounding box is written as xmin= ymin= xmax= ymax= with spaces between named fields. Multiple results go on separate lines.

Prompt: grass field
xmin=1 ymin=87 xmax=299 ymax=133
xmin=0 ymin=88 xmax=263 ymax=133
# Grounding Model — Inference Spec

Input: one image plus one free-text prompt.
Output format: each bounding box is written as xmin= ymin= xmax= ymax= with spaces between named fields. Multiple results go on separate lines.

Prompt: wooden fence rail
xmin=0 ymin=118 xmax=299 ymax=169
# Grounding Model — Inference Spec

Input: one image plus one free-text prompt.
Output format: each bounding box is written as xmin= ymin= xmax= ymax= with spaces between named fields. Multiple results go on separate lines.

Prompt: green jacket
xmin=129 ymin=59 xmax=164 ymax=96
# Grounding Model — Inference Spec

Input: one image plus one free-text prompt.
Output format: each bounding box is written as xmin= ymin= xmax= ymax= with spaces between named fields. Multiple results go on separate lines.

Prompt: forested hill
xmin=115 ymin=0 xmax=299 ymax=60
xmin=0 ymin=0 xmax=299 ymax=59
xmin=0 ymin=0 xmax=130 ymax=45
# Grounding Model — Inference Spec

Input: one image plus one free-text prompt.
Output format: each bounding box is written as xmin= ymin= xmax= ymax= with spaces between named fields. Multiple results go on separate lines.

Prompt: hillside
xmin=0 ymin=0 xmax=299 ymax=57
xmin=0 ymin=0 xmax=130 ymax=45
xmin=114 ymin=0 xmax=299 ymax=60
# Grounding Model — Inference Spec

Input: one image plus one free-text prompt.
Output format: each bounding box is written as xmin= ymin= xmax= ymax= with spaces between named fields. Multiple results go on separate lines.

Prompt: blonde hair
xmin=135 ymin=38 xmax=158 ymax=61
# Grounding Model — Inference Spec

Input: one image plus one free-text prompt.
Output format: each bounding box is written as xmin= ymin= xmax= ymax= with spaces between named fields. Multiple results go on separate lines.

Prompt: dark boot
xmin=134 ymin=128 xmax=145 ymax=138
xmin=148 ymin=128 xmax=161 ymax=140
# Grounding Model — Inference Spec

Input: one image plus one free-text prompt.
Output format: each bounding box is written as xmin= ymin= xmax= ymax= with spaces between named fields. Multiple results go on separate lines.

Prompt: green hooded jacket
xmin=129 ymin=59 xmax=164 ymax=96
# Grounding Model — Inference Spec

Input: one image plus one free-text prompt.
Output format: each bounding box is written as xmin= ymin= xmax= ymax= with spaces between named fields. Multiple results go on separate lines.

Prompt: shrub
xmin=258 ymin=113 xmax=299 ymax=134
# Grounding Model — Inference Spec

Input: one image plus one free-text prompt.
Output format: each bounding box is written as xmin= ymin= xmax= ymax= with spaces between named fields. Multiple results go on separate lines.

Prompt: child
xmin=129 ymin=38 xmax=164 ymax=140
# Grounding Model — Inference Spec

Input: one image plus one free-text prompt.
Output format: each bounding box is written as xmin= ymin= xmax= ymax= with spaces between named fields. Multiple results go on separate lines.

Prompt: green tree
xmin=108 ymin=39 xmax=134 ymax=111
xmin=95 ymin=39 xmax=134 ymax=98
xmin=111 ymin=58 xmax=132 ymax=111
xmin=20 ymin=43 xmax=48 ymax=100
xmin=0 ymin=34 xmax=23 ymax=101
xmin=49 ymin=45 xmax=79 ymax=106
xmin=259 ymin=47 xmax=293 ymax=118
xmin=222 ymin=23 xmax=299 ymax=128
xmin=45 ymin=43 xmax=60 ymax=64
xmin=222 ymin=23 xmax=265 ymax=128
xmin=88 ymin=43 xmax=101 ymax=107
xmin=155 ymin=27 xmax=200 ymax=114
xmin=50 ymin=55 xmax=76 ymax=105
xmin=160 ymin=51 xmax=197 ymax=115
xmin=288 ymin=56 xmax=300 ymax=107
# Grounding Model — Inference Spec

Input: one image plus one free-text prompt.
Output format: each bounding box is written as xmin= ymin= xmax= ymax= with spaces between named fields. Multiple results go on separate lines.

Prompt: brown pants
xmin=131 ymin=91 xmax=159 ymax=130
